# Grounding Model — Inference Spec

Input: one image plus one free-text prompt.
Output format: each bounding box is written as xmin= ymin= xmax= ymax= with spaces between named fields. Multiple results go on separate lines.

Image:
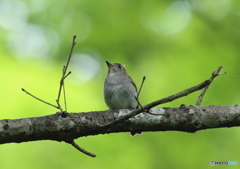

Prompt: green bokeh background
xmin=1 ymin=0 xmax=240 ymax=168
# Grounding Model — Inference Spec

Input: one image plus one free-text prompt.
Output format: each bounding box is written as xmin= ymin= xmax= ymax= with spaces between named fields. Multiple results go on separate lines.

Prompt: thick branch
xmin=0 ymin=105 xmax=240 ymax=145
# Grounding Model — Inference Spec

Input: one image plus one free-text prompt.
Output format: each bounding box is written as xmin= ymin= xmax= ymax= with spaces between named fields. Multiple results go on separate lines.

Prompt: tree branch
xmin=196 ymin=66 xmax=226 ymax=105
xmin=0 ymin=105 xmax=239 ymax=145
xmin=137 ymin=76 xmax=146 ymax=99
xmin=56 ymin=36 xmax=77 ymax=112
xmin=22 ymin=36 xmax=77 ymax=112
xmin=21 ymin=88 xmax=59 ymax=109
xmin=68 ymin=140 xmax=96 ymax=157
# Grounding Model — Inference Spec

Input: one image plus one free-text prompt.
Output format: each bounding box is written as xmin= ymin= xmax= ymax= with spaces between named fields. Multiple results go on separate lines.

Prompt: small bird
xmin=104 ymin=61 xmax=141 ymax=136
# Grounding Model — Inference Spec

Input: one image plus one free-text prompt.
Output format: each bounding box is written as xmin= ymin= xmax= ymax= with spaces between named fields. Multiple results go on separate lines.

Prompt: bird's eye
xmin=117 ymin=65 xmax=122 ymax=69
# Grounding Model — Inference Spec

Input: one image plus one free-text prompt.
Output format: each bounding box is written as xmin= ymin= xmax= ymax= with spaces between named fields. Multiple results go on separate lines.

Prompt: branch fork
xmin=22 ymin=36 xmax=96 ymax=157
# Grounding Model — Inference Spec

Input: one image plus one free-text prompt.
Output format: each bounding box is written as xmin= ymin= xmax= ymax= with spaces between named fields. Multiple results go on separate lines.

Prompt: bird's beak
xmin=106 ymin=61 xmax=114 ymax=68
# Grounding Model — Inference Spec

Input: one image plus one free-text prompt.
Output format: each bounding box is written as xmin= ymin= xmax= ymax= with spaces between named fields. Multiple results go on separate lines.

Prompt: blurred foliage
xmin=0 ymin=0 xmax=240 ymax=168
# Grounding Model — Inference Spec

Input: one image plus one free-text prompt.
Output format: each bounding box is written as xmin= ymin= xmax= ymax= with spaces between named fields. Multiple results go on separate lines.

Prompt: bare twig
xmin=22 ymin=88 xmax=59 ymax=109
xmin=22 ymin=36 xmax=77 ymax=112
xmin=134 ymin=96 xmax=143 ymax=110
xmin=61 ymin=67 xmax=68 ymax=111
xmin=22 ymin=36 xmax=95 ymax=158
xmin=56 ymin=101 xmax=63 ymax=112
xmin=196 ymin=66 xmax=226 ymax=106
xmin=56 ymin=36 xmax=77 ymax=112
xmin=63 ymin=71 xmax=72 ymax=79
xmin=69 ymin=140 xmax=96 ymax=158
xmin=63 ymin=81 xmax=67 ymax=111
xmin=135 ymin=95 xmax=160 ymax=116
xmin=137 ymin=76 xmax=146 ymax=99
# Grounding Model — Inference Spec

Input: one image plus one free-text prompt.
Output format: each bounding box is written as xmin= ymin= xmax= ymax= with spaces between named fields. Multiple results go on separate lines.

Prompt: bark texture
xmin=0 ymin=105 xmax=239 ymax=144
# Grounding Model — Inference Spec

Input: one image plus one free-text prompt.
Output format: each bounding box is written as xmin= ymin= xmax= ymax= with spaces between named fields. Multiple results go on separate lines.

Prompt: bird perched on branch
xmin=104 ymin=61 xmax=141 ymax=136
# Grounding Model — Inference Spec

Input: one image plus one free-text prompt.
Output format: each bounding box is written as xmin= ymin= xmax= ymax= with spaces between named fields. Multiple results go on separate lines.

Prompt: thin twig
xmin=134 ymin=96 xmax=143 ymax=110
xmin=63 ymin=71 xmax=72 ymax=80
xmin=134 ymin=96 xmax=162 ymax=116
xmin=69 ymin=140 xmax=96 ymax=158
xmin=22 ymin=88 xmax=59 ymax=109
xmin=63 ymin=82 xmax=67 ymax=111
xmin=102 ymin=66 xmax=224 ymax=130
xmin=134 ymin=96 xmax=159 ymax=116
xmin=61 ymin=67 xmax=68 ymax=111
xmin=22 ymin=36 xmax=77 ymax=112
xmin=196 ymin=66 xmax=226 ymax=106
xmin=56 ymin=101 xmax=63 ymax=112
xmin=56 ymin=68 xmax=66 ymax=111
xmin=137 ymin=76 xmax=146 ymax=99
xmin=56 ymin=36 xmax=77 ymax=112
